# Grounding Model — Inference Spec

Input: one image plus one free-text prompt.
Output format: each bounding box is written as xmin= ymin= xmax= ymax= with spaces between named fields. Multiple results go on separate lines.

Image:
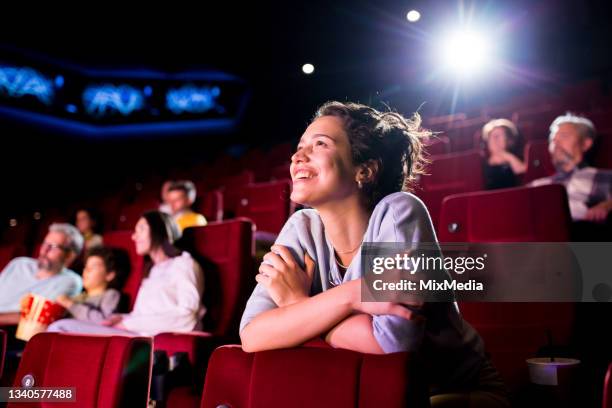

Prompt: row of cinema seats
xmin=0 ymin=332 xmax=611 ymax=407
xmin=0 ymin=184 xmax=596 ymax=406
xmin=0 ymin=177 xmax=293 ymax=271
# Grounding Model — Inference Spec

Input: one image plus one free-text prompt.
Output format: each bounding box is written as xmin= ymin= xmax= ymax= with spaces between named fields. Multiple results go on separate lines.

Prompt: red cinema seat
xmin=438 ymin=184 xmax=571 ymax=243
xmin=438 ymin=184 xmax=574 ymax=391
xmin=236 ymin=180 xmax=293 ymax=236
xmin=154 ymin=219 xmax=255 ymax=406
xmin=217 ymin=170 xmax=255 ymax=217
xmin=415 ymin=150 xmax=484 ymax=231
xmin=195 ymin=189 xmax=224 ymax=222
xmin=1 ymin=217 xmax=32 ymax=249
xmin=201 ymin=345 xmax=429 ymax=408
xmin=604 ymin=362 xmax=612 ymax=408
xmin=103 ymin=230 xmax=143 ymax=310
xmin=114 ymin=197 xmax=160 ymax=230
xmin=423 ymin=136 xmax=450 ymax=156
xmin=522 ymin=140 xmax=556 ymax=184
xmin=9 ymin=333 xmax=152 ymax=408
xmin=269 ymin=163 xmax=290 ymax=181
xmin=0 ymin=329 xmax=5 ymax=379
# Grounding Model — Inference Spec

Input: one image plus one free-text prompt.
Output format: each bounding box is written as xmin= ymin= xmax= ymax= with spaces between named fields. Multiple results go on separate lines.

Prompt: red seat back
xmin=201 ymin=345 xmax=428 ymax=408
xmin=103 ymin=230 xmax=143 ymax=310
xmin=10 ymin=333 xmax=152 ymax=408
xmin=114 ymin=198 xmax=160 ymax=230
xmin=236 ymin=180 xmax=293 ymax=235
xmin=439 ymin=184 xmax=571 ymax=242
xmin=180 ymin=219 xmax=255 ymax=337
xmin=523 ymin=140 xmax=556 ymax=184
xmin=195 ymin=189 xmax=224 ymax=222
xmin=415 ymin=150 xmax=484 ymax=230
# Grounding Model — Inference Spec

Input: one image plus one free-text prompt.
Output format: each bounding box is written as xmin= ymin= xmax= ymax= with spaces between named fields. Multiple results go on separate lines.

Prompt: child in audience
xmin=55 ymin=246 xmax=124 ymax=323
xmin=48 ymin=211 xmax=204 ymax=336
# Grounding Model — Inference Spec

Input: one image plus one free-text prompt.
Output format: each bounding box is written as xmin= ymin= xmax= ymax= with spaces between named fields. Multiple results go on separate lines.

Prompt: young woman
xmin=240 ymin=102 xmax=509 ymax=407
xmin=481 ymin=118 xmax=526 ymax=190
xmin=49 ymin=211 xmax=204 ymax=336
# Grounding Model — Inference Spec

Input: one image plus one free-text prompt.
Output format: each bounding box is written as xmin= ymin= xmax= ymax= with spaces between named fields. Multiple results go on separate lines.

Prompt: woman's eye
xmin=315 ymin=140 xmax=327 ymax=147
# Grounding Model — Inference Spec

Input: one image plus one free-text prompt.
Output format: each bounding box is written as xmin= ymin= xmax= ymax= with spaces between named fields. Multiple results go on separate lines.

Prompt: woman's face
xmin=290 ymin=115 xmax=359 ymax=207
xmin=487 ymin=127 xmax=508 ymax=154
xmin=76 ymin=210 xmax=94 ymax=234
xmin=132 ymin=217 xmax=152 ymax=255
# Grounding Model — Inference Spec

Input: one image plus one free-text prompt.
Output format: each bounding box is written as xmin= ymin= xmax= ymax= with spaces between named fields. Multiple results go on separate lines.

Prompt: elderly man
xmin=0 ymin=223 xmax=83 ymax=324
xmin=530 ymin=113 xmax=612 ymax=223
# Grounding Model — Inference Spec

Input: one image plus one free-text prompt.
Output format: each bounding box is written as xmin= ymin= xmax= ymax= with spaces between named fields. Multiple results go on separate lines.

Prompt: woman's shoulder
xmin=283 ymin=208 xmax=324 ymax=230
xmin=374 ymin=192 xmax=429 ymax=218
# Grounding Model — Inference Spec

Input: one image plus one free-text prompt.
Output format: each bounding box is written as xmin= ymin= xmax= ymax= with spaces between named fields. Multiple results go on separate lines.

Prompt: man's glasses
xmin=40 ymin=242 xmax=70 ymax=252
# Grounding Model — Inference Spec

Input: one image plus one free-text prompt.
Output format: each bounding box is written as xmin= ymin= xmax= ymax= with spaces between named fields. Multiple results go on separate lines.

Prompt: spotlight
xmin=406 ymin=10 xmax=420 ymax=23
xmin=302 ymin=63 xmax=315 ymax=75
xmin=439 ymin=30 xmax=490 ymax=76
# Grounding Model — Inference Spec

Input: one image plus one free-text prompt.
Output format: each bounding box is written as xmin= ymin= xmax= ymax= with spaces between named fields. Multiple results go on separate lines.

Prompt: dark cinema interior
xmin=0 ymin=1 xmax=611 ymax=407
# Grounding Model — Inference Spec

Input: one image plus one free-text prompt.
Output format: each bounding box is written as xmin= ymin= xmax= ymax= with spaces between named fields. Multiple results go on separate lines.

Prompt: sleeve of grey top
xmin=68 ymin=289 xmax=121 ymax=323
xmin=239 ymin=212 xmax=307 ymax=333
xmin=368 ymin=194 xmax=436 ymax=353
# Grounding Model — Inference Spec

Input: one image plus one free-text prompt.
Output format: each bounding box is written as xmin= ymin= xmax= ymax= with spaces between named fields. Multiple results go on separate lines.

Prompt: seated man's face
xmin=167 ymin=189 xmax=190 ymax=215
xmin=38 ymin=231 xmax=71 ymax=273
xmin=549 ymin=123 xmax=592 ymax=172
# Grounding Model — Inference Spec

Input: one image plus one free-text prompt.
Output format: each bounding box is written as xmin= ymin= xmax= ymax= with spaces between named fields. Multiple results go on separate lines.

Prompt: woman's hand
xmin=55 ymin=295 xmax=74 ymax=309
xmin=101 ymin=314 xmax=123 ymax=327
xmin=344 ymin=279 xmax=424 ymax=322
xmin=256 ymin=245 xmax=316 ymax=307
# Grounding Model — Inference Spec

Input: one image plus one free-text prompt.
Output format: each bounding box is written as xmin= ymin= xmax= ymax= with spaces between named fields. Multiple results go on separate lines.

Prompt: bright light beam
xmin=439 ymin=30 xmax=491 ymax=78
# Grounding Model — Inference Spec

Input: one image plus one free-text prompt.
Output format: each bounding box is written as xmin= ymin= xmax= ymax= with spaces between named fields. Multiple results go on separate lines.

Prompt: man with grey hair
xmin=531 ymin=113 xmax=612 ymax=223
xmin=0 ymin=223 xmax=83 ymax=324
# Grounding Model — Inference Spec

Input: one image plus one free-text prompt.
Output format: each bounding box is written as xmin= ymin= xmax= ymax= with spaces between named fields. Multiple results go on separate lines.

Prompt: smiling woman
xmin=239 ymin=101 xmax=510 ymax=407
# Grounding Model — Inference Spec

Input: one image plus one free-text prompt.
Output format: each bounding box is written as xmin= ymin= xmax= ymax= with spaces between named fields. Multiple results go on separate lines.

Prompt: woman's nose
xmin=291 ymin=147 xmax=309 ymax=164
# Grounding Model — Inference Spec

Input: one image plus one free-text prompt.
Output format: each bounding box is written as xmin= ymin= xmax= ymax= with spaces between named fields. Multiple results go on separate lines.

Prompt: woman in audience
xmin=48 ymin=210 xmax=204 ymax=336
xmin=74 ymin=208 xmax=104 ymax=250
xmin=240 ymin=101 xmax=509 ymax=407
xmin=481 ymin=118 xmax=526 ymax=189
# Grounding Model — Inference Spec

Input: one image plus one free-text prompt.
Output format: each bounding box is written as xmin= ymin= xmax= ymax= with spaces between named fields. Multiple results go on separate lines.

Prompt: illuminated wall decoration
xmin=83 ymin=84 xmax=144 ymax=117
xmin=166 ymin=85 xmax=223 ymax=114
xmin=0 ymin=49 xmax=249 ymax=136
xmin=0 ymin=66 xmax=54 ymax=105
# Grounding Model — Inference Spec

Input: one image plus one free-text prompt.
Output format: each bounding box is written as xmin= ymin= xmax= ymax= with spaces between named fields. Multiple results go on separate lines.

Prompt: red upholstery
xmin=9 ymin=333 xmax=152 ymax=408
xmin=217 ymin=170 xmax=255 ymax=216
xmin=269 ymin=163 xmax=290 ymax=181
xmin=438 ymin=184 xmax=574 ymax=391
xmin=423 ymin=136 xmax=450 ymax=156
xmin=174 ymin=219 xmax=255 ymax=337
xmin=438 ymin=184 xmax=571 ymax=242
xmin=522 ymin=140 xmax=556 ymax=184
xmin=201 ymin=345 xmax=429 ymax=408
xmin=415 ymin=150 xmax=484 ymax=229
xmin=604 ymin=362 xmax=612 ymax=408
xmin=0 ymin=329 xmax=6 ymax=379
xmin=156 ymin=219 xmax=255 ymax=407
xmin=103 ymin=230 xmax=143 ymax=310
xmin=0 ymin=244 xmax=26 ymax=271
xmin=195 ymin=189 xmax=224 ymax=222
xmin=114 ymin=197 xmax=160 ymax=230
xmin=443 ymin=119 xmax=484 ymax=152
xmin=236 ymin=180 xmax=293 ymax=235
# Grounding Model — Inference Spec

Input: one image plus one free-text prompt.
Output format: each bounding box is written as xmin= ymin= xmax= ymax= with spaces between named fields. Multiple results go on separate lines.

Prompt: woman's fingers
xmin=263 ymin=251 xmax=285 ymax=270
xmin=258 ymin=263 xmax=278 ymax=278
xmin=271 ymin=245 xmax=296 ymax=267
xmin=255 ymin=273 xmax=271 ymax=285
xmin=304 ymin=252 xmax=316 ymax=280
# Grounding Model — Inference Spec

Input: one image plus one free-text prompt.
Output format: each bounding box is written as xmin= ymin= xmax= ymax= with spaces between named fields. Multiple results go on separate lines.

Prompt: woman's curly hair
xmin=313 ymin=101 xmax=430 ymax=208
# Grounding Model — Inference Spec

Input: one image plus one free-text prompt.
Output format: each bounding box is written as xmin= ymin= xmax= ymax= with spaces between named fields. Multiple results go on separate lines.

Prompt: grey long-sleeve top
xmin=68 ymin=289 xmax=121 ymax=323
